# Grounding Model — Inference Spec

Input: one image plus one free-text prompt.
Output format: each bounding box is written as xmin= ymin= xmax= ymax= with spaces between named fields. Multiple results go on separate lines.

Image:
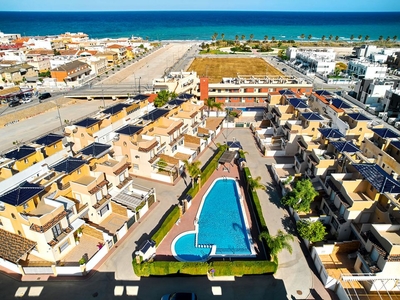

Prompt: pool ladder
xmin=198 ymin=244 xmax=213 ymax=248
xmin=222 ymin=176 xmax=227 ymax=181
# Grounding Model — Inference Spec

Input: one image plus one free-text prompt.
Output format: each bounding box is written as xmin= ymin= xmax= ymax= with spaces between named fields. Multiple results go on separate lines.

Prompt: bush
xmin=151 ymin=206 xmax=180 ymax=245
xmin=297 ymin=220 xmax=327 ymax=243
xmin=132 ymin=260 xmax=277 ymax=277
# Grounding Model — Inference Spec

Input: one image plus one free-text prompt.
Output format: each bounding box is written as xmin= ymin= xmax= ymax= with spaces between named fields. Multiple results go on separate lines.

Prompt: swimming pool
xmin=172 ymin=178 xmax=256 ymax=262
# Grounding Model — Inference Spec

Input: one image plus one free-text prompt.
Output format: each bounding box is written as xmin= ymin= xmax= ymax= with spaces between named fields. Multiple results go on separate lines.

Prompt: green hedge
xmin=133 ymin=260 xmax=277 ymax=277
xmin=243 ymin=167 xmax=267 ymax=232
xmin=152 ymin=206 xmax=181 ymax=246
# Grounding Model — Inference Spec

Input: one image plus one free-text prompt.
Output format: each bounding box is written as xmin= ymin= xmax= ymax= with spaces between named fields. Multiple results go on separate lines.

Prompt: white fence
xmin=86 ymin=244 xmax=109 ymax=271
xmin=0 ymin=258 xmax=21 ymax=274
xmin=55 ymin=266 xmax=82 ymax=276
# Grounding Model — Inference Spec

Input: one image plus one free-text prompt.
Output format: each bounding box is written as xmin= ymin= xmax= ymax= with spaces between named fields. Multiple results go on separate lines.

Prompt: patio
xmin=59 ymin=234 xmax=103 ymax=266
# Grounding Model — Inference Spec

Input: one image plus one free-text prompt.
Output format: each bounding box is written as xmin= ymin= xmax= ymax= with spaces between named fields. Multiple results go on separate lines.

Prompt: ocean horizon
xmin=0 ymin=11 xmax=399 ymax=42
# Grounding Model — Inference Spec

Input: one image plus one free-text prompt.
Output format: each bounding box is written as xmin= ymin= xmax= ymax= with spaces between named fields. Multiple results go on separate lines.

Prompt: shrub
xmin=297 ymin=220 xmax=327 ymax=243
xmin=151 ymin=206 xmax=180 ymax=245
xmin=132 ymin=260 xmax=277 ymax=277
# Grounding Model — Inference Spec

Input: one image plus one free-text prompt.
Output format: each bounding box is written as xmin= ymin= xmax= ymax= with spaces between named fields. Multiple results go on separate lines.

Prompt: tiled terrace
xmin=156 ymin=163 xmax=264 ymax=261
xmin=60 ymin=234 xmax=103 ymax=265
xmin=99 ymin=212 xmax=129 ymax=235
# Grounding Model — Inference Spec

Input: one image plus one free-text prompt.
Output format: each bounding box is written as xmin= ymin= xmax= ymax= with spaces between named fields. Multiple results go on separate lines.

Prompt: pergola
xmin=217 ymin=150 xmax=236 ymax=172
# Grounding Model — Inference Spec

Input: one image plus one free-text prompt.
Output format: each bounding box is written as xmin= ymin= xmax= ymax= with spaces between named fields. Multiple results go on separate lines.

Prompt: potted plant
xmin=79 ymin=257 xmax=86 ymax=265
xmin=75 ymin=237 xmax=80 ymax=245
xmin=77 ymin=227 xmax=83 ymax=237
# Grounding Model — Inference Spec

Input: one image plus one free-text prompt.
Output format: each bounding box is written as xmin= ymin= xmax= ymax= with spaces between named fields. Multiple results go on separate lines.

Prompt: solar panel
xmin=79 ymin=142 xmax=111 ymax=157
xmin=115 ymin=125 xmax=143 ymax=136
xmin=102 ymin=103 xmax=131 ymax=115
xmin=4 ymin=146 xmax=36 ymax=160
xmin=318 ymin=128 xmax=345 ymax=139
xmin=34 ymin=133 xmax=64 ymax=146
xmin=347 ymin=113 xmax=371 ymax=121
xmin=371 ymin=128 xmax=400 ymax=139
xmin=0 ymin=181 xmax=44 ymax=206
xmin=331 ymin=98 xmax=352 ymax=109
xmin=52 ymin=157 xmax=86 ymax=174
xmin=288 ymin=98 xmax=308 ymax=109
xmin=352 ymin=163 xmax=400 ymax=193
xmin=132 ymin=94 xmax=149 ymax=101
xmin=167 ymin=99 xmax=186 ymax=106
xmin=141 ymin=109 xmax=169 ymax=121
xmin=330 ymin=141 xmax=359 ymax=153
xmin=74 ymin=117 xmax=100 ymax=128
xmin=301 ymin=112 xmax=324 ymax=121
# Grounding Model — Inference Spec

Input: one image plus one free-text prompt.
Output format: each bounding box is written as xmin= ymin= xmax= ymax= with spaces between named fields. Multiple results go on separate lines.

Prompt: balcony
xmin=357 ymin=250 xmax=381 ymax=273
xmin=169 ymin=133 xmax=185 ymax=147
xmin=48 ymin=226 xmax=73 ymax=247
xmin=92 ymin=194 xmax=112 ymax=209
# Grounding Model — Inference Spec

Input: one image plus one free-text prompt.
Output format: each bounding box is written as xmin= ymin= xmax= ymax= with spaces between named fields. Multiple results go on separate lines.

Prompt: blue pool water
xmin=173 ymin=178 xmax=252 ymax=261
xmin=236 ymin=107 xmax=266 ymax=112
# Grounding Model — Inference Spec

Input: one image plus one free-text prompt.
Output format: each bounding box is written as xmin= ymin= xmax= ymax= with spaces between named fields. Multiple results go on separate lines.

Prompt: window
xmin=77 ymin=168 xmax=81 ymax=175
xmin=99 ymin=204 xmax=109 ymax=217
xmin=54 ymin=144 xmax=57 ymax=148
xmin=96 ymin=190 xmax=103 ymax=201
xmin=123 ymin=141 xmax=127 ymax=147
xmin=74 ymin=193 xmax=81 ymax=201
xmin=18 ymin=230 xmax=22 ymax=236
xmin=24 ymin=158 xmax=29 ymax=164
xmin=133 ymin=164 xmax=139 ymax=170
xmin=59 ymin=241 xmax=70 ymax=253
xmin=23 ymin=203 xmax=29 ymax=210
xmin=0 ymin=219 xmax=2 ymax=226
xmin=370 ymin=185 xmax=374 ymax=192
xmin=52 ymin=223 xmax=62 ymax=239
xmin=172 ymin=145 xmax=177 ymax=152
xmin=119 ymin=173 xmax=125 ymax=183
xmin=382 ymin=163 xmax=386 ymax=169
xmin=331 ymin=218 xmax=339 ymax=230
xmin=11 ymin=213 xmax=16 ymax=219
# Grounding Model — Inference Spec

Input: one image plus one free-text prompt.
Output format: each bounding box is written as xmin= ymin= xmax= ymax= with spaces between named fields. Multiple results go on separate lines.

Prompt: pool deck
xmin=156 ymin=163 xmax=264 ymax=261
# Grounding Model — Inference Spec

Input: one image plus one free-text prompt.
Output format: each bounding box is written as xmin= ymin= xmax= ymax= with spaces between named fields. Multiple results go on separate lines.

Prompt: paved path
xmin=96 ymin=128 xmax=336 ymax=299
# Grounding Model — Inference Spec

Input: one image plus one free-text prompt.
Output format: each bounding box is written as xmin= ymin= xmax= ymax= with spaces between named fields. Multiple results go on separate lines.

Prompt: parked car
xmin=38 ymin=92 xmax=51 ymax=100
xmin=21 ymin=98 xmax=33 ymax=104
xmin=161 ymin=293 xmax=197 ymax=300
xmin=9 ymin=101 xmax=21 ymax=107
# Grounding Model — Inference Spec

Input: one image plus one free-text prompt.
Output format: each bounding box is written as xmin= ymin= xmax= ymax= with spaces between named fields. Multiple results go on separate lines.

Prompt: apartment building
xmin=347 ymin=58 xmax=388 ymax=79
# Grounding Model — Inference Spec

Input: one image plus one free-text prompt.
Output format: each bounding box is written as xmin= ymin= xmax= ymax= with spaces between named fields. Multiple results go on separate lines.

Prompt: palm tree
xmin=221 ymin=33 xmax=225 ymax=41
xmin=393 ymin=35 xmax=397 ymax=42
xmin=307 ymin=34 xmax=312 ymax=41
xmin=241 ymin=35 xmax=246 ymax=41
xmin=235 ymin=35 xmax=239 ymax=44
xmin=350 ymin=35 xmax=354 ymax=42
xmin=328 ymin=35 xmax=333 ymax=41
xmin=321 ymin=35 xmax=326 ymax=42
xmin=154 ymin=90 xmax=175 ymax=107
xmin=249 ymin=34 xmax=254 ymax=42
xmin=205 ymin=98 xmax=216 ymax=117
xmin=335 ymin=36 xmax=340 ymax=41
xmin=300 ymin=34 xmax=305 ymax=40
xmin=259 ymin=230 xmax=294 ymax=263
xmin=248 ymin=176 xmax=266 ymax=191
xmin=365 ymin=35 xmax=370 ymax=41
xmin=386 ymin=36 xmax=391 ymax=43
xmin=358 ymin=35 xmax=362 ymax=41
xmin=271 ymin=36 xmax=276 ymax=43
xmin=183 ymin=160 xmax=202 ymax=187
xmin=379 ymin=35 xmax=383 ymax=42
xmin=264 ymin=35 xmax=268 ymax=43
xmin=213 ymin=102 xmax=223 ymax=117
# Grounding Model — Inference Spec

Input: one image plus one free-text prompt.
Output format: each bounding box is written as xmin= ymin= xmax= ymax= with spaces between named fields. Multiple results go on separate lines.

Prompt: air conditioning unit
xmin=395 ymin=121 xmax=400 ymax=129
xmin=378 ymin=112 xmax=387 ymax=119
xmin=388 ymin=117 xmax=397 ymax=125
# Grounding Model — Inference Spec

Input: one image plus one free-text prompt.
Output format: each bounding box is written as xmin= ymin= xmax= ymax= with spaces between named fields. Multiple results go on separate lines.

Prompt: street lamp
xmin=138 ymin=77 xmax=141 ymax=94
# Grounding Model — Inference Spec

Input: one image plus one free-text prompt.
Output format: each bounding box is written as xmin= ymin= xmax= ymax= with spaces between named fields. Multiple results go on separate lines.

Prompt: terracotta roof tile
xmin=30 ymin=211 xmax=68 ymax=233
xmin=113 ymin=163 xmax=131 ymax=175
xmin=0 ymin=229 xmax=36 ymax=262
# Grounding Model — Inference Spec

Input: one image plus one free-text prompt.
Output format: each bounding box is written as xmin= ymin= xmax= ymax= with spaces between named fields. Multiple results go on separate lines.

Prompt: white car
xmin=21 ymin=98 xmax=33 ymax=103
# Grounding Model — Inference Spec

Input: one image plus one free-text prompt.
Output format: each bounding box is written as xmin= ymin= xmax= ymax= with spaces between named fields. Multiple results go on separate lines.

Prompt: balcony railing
xmin=93 ymin=194 xmax=112 ymax=209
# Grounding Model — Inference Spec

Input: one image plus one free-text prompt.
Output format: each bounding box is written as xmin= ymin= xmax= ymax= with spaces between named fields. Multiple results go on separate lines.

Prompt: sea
xmin=0 ymin=11 xmax=399 ymax=42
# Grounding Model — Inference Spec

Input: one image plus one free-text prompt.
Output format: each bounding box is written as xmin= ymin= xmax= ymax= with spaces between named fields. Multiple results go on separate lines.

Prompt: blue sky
xmin=2 ymin=0 xmax=400 ymax=12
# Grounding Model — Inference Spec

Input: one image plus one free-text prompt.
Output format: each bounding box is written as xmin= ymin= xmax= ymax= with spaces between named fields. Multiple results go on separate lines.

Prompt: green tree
xmin=249 ymin=34 xmax=254 ymax=42
xmin=241 ymin=35 xmax=246 ymax=41
xmin=379 ymin=35 xmax=383 ymax=42
xmin=358 ymin=35 xmax=362 ymax=41
xmin=350 ymin=35 xmax=354 ymax=41
xmin=154 ymin=90 xmax=176 ymax=107
xmin=393 ymin=35 xmax=397 ymax=42
xmin=235 ymin=35 xmax=239 ymax=44
xmin=365 ymin=35 xmax=370 ymax=41
xmin=297 ymin=220 xmax=327 ymax=243
xmin=205 ymin=98 xmax=216 ymax=117
xmin=335 ymin=36 xmax=340 ymax=41
xmin=386 ymin=36 xmax=391 ymax=42
xmin=307 ymin=34 xmax=312 ymax=41
xmin=264 ymin=35 xmax=268 ymax=43
xmin=271 ymin=36 xmax=276 ymax=43
xmin=213 ymin=101 xmax=223 ymax=117
xmin=221 ymin=33 xmax=225 ymax=41
xmin=300 ymin=34 xmax=305 ymax=40
xmin=281 ymin=179 xmax=318 ymax=213
xmin=157 ymin=158 xmax=168 ymax=172
xmin=183 ymin=160 xmax=201 ymax=186
xmin=329 ymin=35 xmax=333 ymax=41
xmin=259 ymin=230 xmax=294 ymax=263
xmin=321 ymin=35 xmax=326 ymax=42
xmin=248 ymin=176 xmax=266 ymax=191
